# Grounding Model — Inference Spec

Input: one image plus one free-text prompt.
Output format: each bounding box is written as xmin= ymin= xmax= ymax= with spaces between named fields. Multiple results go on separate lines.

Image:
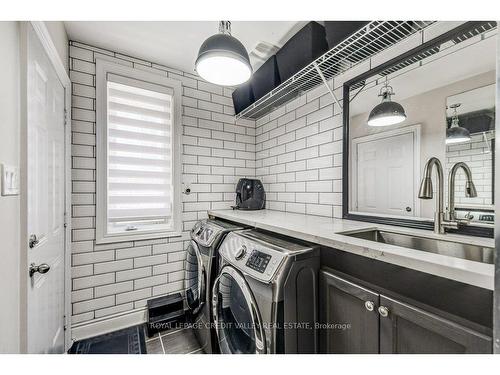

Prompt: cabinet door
xmin=319 ymin=270 xmax=379 ymax=353
xmin=379 ymin=295 xmax=492 ymax=354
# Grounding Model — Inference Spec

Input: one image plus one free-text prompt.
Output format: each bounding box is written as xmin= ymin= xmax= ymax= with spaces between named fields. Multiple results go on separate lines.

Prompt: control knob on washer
xmin=235 ymin=245 xmax=247 ymax=260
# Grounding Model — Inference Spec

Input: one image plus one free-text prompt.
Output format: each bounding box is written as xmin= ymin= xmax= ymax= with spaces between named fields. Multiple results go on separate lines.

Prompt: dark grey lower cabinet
xmin=319 ymin=270 xmax=379 ymax=353
xmin=319 ymin=270 xmax=492 ymax=354
xmin=379 ymin=295 xmax=492 ymax=354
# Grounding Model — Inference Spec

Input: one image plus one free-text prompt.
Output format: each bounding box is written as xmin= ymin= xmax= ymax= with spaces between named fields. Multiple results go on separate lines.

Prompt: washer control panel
xmin=218 ymin=231 xmax=289 ymax=283
xmin=218 ymin=229 xmax=317 ymax=283
xmin=246 ymin=250 xmax=271 ymax=273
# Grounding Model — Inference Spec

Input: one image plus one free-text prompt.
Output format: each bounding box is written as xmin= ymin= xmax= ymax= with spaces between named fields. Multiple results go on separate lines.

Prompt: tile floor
xmin=145 ymin=327 xmax=204 ymax=354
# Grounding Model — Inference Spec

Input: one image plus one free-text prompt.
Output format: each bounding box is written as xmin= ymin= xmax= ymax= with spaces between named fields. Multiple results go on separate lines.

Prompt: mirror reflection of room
xmin=348 ymin=25 xmax=496 ymax=227
xmin=445 ymin=85 xmax=495 ymax=224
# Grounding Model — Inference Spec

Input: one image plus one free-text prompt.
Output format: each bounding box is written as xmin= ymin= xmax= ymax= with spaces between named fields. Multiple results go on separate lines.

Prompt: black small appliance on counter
xmin=233 ymin=178 xmax=266 ymax=210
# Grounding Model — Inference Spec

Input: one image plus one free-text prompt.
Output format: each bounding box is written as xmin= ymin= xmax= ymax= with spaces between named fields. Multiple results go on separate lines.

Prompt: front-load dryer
xmin=212 ymin=229 xmax=320 ymax=354
xmin=184 ymin=218 xmax=244 ymax=353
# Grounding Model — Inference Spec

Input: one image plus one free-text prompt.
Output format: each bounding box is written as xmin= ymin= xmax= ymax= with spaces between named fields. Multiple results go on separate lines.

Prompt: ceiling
xmin=64 ymin=21 xmax=306 ymax=74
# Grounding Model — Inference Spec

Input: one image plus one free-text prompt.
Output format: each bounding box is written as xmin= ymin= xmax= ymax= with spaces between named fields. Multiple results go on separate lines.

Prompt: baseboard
xmin=71 ymin=307 xmax=148 ymax=342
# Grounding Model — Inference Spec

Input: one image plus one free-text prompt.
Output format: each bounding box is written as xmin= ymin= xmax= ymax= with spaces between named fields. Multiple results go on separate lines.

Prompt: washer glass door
xmin=185 ymin=240 xmax=205 ymax=314
xmin=213 ymin=266 xmax=265 ymax=354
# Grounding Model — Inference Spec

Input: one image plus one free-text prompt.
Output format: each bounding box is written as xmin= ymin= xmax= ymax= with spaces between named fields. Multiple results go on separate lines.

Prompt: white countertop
xmin=208 ymin=209 xmax=495 ymax=290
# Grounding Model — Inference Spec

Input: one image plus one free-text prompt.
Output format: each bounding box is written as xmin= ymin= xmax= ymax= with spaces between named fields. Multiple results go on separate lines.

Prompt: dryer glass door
xmin=185 ymin=240 xmax=205 ymax=314
xmin=213 ymin=266 xmax=265 ymax=354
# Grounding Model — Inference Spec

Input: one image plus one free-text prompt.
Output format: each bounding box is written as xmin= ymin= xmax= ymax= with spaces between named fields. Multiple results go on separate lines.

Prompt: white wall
xmin=0 ymin=21 xmax=21 ymax=354
xmin=44 ymin=21 xmax=69 ymax=73
xmin=255 ymin=86 xmax=343 ymax=218
xmin=68 ymin=41 xmax=256 ymax=338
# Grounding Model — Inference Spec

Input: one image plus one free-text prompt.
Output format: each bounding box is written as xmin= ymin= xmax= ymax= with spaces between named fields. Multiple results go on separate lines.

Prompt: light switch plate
xmin=1 ymin=164 xmax=20 ymax=196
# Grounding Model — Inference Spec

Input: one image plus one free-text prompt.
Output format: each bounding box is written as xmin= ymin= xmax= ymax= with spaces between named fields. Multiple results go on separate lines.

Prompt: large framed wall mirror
xmin=343 ymin=21 xmax=497 ymax=237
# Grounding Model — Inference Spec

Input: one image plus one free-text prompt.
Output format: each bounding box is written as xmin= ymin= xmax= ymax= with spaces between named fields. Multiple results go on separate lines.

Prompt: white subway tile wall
xmin=446 ymin=132 xmax=494 ymax=206
xmin=255 ymin=83 xmax=344 ymax=219
xmin=252 ymin=24 xmax=448 ymax=218
xmin=69 ymin=41 xmax=256 ymax=326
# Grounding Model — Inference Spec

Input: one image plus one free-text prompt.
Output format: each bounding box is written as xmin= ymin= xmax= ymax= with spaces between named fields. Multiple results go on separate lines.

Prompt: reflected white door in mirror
xmin=352 ymin=125 xmax=421 ymax=218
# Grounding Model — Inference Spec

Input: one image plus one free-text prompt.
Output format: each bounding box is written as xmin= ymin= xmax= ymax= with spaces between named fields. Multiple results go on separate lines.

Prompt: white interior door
xmin=355 ymin=130 xmax=417 ymax=217
xmin=26 ymin=24 xmax=66 ymax=354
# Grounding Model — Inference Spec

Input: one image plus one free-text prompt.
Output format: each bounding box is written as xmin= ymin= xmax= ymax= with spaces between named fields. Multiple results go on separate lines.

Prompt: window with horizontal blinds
xmin=106 ymin=75 xmax=174 ymax=234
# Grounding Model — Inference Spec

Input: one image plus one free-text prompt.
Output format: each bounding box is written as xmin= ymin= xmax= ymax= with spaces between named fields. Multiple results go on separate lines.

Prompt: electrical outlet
xmin=1 ymin=164 xmax=20 ymax=196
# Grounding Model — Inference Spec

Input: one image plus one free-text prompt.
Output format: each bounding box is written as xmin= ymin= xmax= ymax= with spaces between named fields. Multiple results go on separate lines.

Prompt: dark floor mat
xmin=68 ymin=325 xmax=147 ymax=354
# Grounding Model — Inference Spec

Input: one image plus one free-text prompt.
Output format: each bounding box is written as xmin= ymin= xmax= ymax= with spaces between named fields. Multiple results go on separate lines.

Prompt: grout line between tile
xmin=159 ymin=335 xmax=166 ymax=354
xmin=188 ymin=347 xmax=204 ymax=354
xmin=159 ymin=327 xmax=186 ymax=338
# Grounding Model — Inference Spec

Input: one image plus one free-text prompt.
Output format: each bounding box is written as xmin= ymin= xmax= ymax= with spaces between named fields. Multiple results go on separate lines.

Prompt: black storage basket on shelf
xmin=275 ymin=21 xmax=328 ymax=82
xmin=232 ymin=81 xmax=255 ymax=115
xmin=324 ymin=21 xmax=369 ymax=49
xmin=326 ymin=21 xmax=422 ymax=62
xmin=324 ymin=21 xmax=369 ymax=64
xmin=251 ymin=55 xmax=281 ymax=101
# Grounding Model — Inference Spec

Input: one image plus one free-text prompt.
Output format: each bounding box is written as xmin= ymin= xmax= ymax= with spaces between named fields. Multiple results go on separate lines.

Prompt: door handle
xmin=29 ymin=234 xmax=39 ymax=248
xmin=405 ymin=206 xmax=412 ymax=212
xmin=29 ymin=263 xmax=50 ymax=277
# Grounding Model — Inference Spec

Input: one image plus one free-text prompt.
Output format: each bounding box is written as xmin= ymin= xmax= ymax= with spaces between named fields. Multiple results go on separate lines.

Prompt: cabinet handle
xmin=364 ymin=301 xmax=375 ymax=311
xmin=378 ymin=306 xmax=389 ymax=317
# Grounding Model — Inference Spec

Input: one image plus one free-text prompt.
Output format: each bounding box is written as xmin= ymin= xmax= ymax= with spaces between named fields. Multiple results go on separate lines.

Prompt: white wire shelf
xmin=348 ymin=21 xmax=497 ymax=97
xmin=235 ymin=21 xmax=435 ymax=120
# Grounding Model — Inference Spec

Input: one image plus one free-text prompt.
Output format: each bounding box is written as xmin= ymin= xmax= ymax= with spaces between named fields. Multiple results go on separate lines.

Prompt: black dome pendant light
xmin=195 ymin=21 xmax=252 ymax=86
xmin=367 ymin=80 xmax=407 ymax=127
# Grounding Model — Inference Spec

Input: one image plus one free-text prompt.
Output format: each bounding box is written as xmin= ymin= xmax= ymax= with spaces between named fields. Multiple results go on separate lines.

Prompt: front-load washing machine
xmin=184 ymin=218 xmax=244 ymax=353
xmin=212 ymin=229 xmax=320 ymax=354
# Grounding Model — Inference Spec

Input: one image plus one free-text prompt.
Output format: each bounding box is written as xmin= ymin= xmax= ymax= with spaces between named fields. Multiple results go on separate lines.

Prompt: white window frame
xmin=95 ymin=59 xmax=182 ymax=244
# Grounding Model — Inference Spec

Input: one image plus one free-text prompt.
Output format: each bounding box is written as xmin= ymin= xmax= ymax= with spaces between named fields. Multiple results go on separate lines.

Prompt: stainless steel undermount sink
xmin=340 ymin=229 xmax=494 ymax=264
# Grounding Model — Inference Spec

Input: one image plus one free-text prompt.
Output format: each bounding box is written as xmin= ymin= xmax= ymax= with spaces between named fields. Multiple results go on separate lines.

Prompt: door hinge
xmin=64 ymin=109 xmax=68 ymax=126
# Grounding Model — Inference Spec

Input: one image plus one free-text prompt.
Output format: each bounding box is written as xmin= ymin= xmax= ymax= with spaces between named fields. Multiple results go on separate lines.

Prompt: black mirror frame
xmin=342 ymin=21 xmax=494 ymax=238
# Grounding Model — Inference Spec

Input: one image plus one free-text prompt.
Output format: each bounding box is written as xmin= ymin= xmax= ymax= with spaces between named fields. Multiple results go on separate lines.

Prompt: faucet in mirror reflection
xmin=419 ymin=157 xmax=477 ymax=234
